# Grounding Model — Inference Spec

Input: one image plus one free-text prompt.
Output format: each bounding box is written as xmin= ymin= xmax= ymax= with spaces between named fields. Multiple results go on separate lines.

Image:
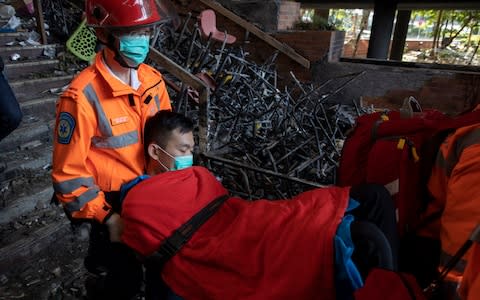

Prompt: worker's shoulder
xmin=60 ymin=65 xmax=100 ymax=102
xmin=452 ymin=122 xmax=480 ymax=142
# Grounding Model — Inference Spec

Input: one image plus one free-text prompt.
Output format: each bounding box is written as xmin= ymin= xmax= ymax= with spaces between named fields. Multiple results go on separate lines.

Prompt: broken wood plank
xmin=33 ymin=0 xmax=47 ymax=45
xmin=199 ymin=0 xmax=310 ymax=69
xmin=148 ymin=48 xmax=211 ymax=153
xmin=149 ymin=48 xmax=207 ymax=91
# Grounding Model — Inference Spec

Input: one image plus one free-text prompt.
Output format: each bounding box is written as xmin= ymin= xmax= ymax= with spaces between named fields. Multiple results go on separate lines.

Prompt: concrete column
xmin=367 ymin=0 xmax=398 ymax=59
xmin=390 ymin=10 xmax=412 ymax=61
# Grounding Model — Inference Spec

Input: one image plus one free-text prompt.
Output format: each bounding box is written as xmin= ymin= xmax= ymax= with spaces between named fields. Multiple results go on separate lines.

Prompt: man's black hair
xmin=143 ymin=110 xmax=194 ymax=161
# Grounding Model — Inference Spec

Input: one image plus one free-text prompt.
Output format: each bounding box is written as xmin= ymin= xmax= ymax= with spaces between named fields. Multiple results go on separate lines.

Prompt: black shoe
xmin=85 ymin=222 xmax=111 ymax=275
xmin=84 ymin=255 xmax=109 ymax=276
xmin=85 ymin=273 xmax=107 ymax=300
xmin=85 ymin=272 xmax=143 ymax=300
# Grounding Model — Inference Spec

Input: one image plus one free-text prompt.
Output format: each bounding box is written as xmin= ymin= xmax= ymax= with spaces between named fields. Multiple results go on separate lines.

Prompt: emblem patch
xmin=57 ymin=112 xmax=76 ymax=144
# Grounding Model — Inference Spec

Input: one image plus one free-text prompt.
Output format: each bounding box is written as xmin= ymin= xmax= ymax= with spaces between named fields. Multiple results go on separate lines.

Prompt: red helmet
xmin=86 ymin=0 xmax=163 ymax=29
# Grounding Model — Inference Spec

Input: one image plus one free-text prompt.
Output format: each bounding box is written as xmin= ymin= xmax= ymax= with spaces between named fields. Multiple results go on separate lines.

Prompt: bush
xmin=293 ymin=15 xmax=336 ymax=31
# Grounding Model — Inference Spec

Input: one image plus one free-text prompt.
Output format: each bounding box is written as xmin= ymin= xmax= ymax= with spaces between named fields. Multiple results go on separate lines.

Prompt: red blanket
xmin=122 ymin=166 xmax=350 ymax=300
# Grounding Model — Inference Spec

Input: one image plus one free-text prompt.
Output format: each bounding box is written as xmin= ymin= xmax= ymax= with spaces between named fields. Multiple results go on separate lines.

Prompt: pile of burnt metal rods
xmin=150 ymin=13 xmax=372 ymax=199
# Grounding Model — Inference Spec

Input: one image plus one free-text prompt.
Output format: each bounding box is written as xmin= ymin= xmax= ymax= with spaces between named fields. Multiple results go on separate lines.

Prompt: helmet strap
xmin=113 ymin=50 xmax=139 ymax=70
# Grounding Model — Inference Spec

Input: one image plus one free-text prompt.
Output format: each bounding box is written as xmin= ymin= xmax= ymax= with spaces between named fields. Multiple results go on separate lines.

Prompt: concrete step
xmin=0 ymin=142 xmax=53 ymax=184
xmin=0 ymin=32 xmax=27 ymax=45
xmin=0 ymin=186 xmax=53 ymax=225
xmin=20 ymin=95 xmax=57 ymax=118
xmin=0 ymin=217 xmax=71 ymax=275
xmin=0 ymin=118 xmax=54 ymax=152
xmin=10 ymin=75 xmax=72 ymax=103
xmin=0 ymin=18 xmax=8 ymax=28
xmin=0 ymin=44 xmax=61 ymax=61
xmin=0 ymin=215 xmax=88 ymax=298
xmin=4 ymin=59 xmax=60 ymax=80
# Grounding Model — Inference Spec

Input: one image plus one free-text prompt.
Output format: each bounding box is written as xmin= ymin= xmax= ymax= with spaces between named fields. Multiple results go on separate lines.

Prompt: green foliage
xmin=325 ymin=7 xmax=480 ymax=65
xmin=329 ymin=9 xmax=352 ymax=32
xmin=294 ymin=15 xmax=336 ymax=31
xmin=409 ymin=10 xmax=480 ymax=40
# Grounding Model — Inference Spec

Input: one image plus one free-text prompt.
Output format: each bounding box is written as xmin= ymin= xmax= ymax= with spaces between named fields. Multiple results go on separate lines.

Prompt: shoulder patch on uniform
xmin=57 ymin=112 xmax=76 ymax=144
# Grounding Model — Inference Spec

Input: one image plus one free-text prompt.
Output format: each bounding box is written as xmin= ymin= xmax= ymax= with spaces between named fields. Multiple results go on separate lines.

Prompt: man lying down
xmin=120 ymin=111 xmax=398 ymax=300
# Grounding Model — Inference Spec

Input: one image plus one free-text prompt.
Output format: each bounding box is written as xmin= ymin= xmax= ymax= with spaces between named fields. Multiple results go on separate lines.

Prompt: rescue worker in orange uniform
xmin=51 ymin=0 xmax=172 ymax=296
xmin=422 ymin=104 xmax=480 ymax=297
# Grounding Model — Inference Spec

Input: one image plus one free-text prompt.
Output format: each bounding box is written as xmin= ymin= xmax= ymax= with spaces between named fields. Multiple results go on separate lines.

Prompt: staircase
xmin=0 ymin=29 xmax=89 ymax=298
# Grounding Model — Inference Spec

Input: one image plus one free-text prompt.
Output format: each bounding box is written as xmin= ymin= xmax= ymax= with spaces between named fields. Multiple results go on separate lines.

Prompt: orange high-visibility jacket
xmin=459 ymin=244 xmax=480 ymax=300
xmin=427 ymin=108 xmax=480 ymax=258
xmin=52 ymin=51 xmax=171 ymax=223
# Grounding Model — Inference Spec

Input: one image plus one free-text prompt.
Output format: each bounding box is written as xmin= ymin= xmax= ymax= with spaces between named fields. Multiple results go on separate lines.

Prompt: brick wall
xmin=405 ymin=40 xmax=434 ymax=51
xmin=313 ymin=61 xmax=480 ymax=115
xmin=275 ymin=31 xmax=333 ymax=62
xmin=343 ymin=38 xmax=435 ymax=58
xmin=277 ymin=1 xmax=301 ymax=31
xmin=363 ymin=74 xmax=480 ymax=115
xmin=270 ymin=30 xmax=345 ymax=81
xmin=343 ymin=39 xmax=369 ymax=57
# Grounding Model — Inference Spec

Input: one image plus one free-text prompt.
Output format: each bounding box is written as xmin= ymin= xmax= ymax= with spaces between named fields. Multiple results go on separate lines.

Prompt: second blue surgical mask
xmin=172 ymin=155 xmax=193 ymax=171
xmin=118 ymin=34 xmax=150 ymax=66
xmin=155 ymin=145 xmax=193 ymax=171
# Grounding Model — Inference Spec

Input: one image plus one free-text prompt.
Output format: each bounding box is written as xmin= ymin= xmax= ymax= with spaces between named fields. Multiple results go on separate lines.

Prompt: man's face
xmin=147 ymin=128 xmax=195 ymax=175
xmin=99 ymin=27 xmax=153 ymax=68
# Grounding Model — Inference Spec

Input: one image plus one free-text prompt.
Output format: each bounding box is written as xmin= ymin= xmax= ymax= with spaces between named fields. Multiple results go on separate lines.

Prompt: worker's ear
xmin=147 ymin=143 xmax=161 ymax=162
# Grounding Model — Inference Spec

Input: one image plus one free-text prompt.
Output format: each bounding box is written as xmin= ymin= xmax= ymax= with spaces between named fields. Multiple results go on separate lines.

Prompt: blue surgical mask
xmin=118 ymin=35 xmax=150 ymax=66
xmin=172 ymin=155 xmax=194 ymax=171
xmin=155 ymin=145 xmax=193 ymax=171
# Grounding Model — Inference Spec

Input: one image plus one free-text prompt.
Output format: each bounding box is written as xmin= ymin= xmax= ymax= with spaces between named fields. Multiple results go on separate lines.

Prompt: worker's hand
xmin=105 ymin=213 xmax=124 ymax=243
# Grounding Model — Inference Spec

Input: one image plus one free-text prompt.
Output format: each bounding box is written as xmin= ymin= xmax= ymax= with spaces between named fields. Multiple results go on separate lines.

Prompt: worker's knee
xmin=349 ymin=183 xmax=394 ymax=218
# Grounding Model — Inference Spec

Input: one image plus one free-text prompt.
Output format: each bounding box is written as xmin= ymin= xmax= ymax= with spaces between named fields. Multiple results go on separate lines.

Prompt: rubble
xmin=0 ymin=1 xmax=90 ymax=299
xmin=1 ymin=2 xmax=372 ymax=298
xmin=9 ymin=52 xmax=20 ymax=60
xmin=0 ymin=3 xmax=20 ymax=32
xmin=151 ymin=13 xmax=370 ymax=199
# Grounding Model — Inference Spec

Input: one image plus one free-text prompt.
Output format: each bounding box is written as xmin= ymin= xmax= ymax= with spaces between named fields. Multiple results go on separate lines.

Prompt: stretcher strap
xmin=147 ymin=194 xmax=229 ymax=268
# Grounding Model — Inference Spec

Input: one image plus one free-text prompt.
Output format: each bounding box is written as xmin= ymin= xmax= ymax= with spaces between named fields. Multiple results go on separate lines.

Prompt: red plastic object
xmin=198 ymin=9 xmax=236 ymax=44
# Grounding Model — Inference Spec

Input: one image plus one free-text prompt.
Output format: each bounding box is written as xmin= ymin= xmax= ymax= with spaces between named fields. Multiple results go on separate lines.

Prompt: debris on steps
xmin=0 ymin=2 xmax=88 ymax=298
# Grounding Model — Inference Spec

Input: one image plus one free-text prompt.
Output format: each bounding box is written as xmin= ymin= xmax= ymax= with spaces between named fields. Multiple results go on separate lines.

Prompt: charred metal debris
xmin=153 ymin=14 xmax=371 ymax=199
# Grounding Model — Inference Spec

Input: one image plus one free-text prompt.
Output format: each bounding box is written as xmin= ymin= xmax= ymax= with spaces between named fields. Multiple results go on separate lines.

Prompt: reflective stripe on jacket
xmin=427 ymin=108 xmax=480 ymax=257
xmin=52 ymin=51 xmax=171 ymax=223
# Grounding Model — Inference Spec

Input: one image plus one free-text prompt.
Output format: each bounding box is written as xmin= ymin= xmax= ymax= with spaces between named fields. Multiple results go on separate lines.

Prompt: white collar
xmin=102 ymin=56 xmax=141 ymax=90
